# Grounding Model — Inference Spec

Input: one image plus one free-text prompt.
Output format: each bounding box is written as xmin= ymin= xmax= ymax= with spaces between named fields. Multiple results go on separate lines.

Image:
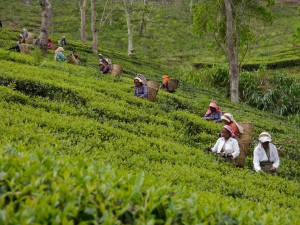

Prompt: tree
xmin=193 ymin=0 xmax=274 ymax=103
xmin=79 ymin=0 xmax=87 ymax=43
xmin=91 ymin=0 xmax=98 ymax=54
xmin=39 ymin=0 xmax=52 ymax=55
xmin=139 ymin=0 xmax=148 ymax=37
xmin=224 ymin=0 xmax=239 ymax=102
xmin=23 ymin=0 xmax=31 ymax=5
xmin=98 ymin=0 xmax=114 ymax=34
xmin=123 ymin=0 xmax=135 ymax=54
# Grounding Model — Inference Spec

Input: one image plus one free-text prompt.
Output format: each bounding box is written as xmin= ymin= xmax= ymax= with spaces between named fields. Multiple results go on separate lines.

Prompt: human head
xmin=62 ymin=36 xmax=65 ymax=39
xmin=221 ymin=113 xmax=233 ymax=125
xmin=134 ymin=77 xmax=143 ymax=87
xmin=259 ymin=132 xmax=272 ymax=143
xmin=56 ymin=47 xmax=64 ymax=52
xmin=209 ymin=101 xmax=219 ymax=112
xmin=48 ymin=38 xmax=52 ymax=42
xmin=259 ymin=132 xmax=272 ymax=149
xmin=221 ymin=125 xmax=234 ymax=139
xmin=98 ymin=54 xmax=104 ymax=58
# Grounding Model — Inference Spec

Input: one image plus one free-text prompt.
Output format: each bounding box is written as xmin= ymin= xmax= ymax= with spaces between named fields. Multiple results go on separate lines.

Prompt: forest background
xmin=0 ymin=0 xmax=300 ymax=224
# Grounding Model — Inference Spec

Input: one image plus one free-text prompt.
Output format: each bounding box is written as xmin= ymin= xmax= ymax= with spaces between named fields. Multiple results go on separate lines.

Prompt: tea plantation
xmin=0 ymin=28 xmax=300 ymax=224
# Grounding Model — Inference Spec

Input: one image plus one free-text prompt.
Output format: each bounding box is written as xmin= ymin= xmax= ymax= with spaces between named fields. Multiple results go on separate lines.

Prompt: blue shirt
xmin=134 ymin=85 xmax=148 ymax=98
xmin=204 ymin=111 xmax=222 ymax=122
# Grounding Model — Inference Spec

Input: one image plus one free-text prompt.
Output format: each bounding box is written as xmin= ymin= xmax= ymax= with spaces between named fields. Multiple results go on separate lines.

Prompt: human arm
xmin=139 ymin=85 xmax=148 ymax=98
xmin=271 ymin=145 xmax=280 ymax=170
xmin=215 ymin=111 xmax=223 ymax=123
xmin=204 ymin=113 xmax=212 ymax=120
xmin=253 ymin=147 xmax=261 ymax=172
xmin=101 ymin=65 xmax=110 ymax=74
xmin=211 ymin=138 xmax=222 ymax=153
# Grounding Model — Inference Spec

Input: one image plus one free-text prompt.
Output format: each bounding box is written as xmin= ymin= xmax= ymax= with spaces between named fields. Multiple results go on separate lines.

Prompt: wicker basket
xmin=168 ymin=79 xmax=179 ymax=92
xmin=67 ymin=52 xmax=79 ymax=65
xmin=26 ymin=32 xmax=35 ymax=44
xmin=111 ymin=64 xmax=123 ymax=77
xmin=147 ymin=81 xmax=159 ymax=102
xmin=19 ymin=44 xmax=30 ymax=54
xmin=235 ymin=122 xmax=255 ymax=167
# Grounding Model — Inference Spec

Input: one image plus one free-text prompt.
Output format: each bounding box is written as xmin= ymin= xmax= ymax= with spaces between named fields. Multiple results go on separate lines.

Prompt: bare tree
xmin=39 ymin=0 xmax=52 ymax=55
xmin=98 ymin=0 xmax=114 ymax=32
xmin=139 ymin=0 xmax=147 ymax=37
xmin=91 ymin=0 xmax=98 ymax=53
xmin=189 ymin=0 xmax=193 ymax=16
xmin=79 ymin=0 xmax=87 ymax=42
xmin=23 ymin=0 xmax=31 ymax=5
xmin=123 ymin=0 xmax=134 ymax=54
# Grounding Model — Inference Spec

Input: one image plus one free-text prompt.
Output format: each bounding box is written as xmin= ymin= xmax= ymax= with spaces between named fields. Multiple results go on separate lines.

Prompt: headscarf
xmin=54 ymin=47 xmax=64 ymax=60
xmin=205 ymin=101 xmax=220 ymax=115
xmin=221 ymin=113 xmax=244 ymax=134
xmin=135 ymin=74 xmax=147 ymax=85
xmin=134 ymin=77 xmax=143 ymax=84
xmin=162 ymin=75 xmax=170 ymax=85
xmin=259 ymin=132 xmax=272 ymax=143
xmin=223 ymin=125 xmax=235 ymax=138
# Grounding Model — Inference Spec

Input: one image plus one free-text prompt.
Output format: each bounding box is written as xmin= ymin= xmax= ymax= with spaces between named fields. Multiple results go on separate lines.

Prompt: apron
xmin=218 ymin=143 xmax=236 ymax=165
xmin=260 ymin=161 xmax=275 ymax=174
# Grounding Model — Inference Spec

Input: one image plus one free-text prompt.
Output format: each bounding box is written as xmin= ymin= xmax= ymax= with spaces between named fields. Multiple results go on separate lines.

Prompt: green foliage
xmin=239 ymin=69 xmax=300 ymax=117
xmin=0 ymin=3 xmax=300 ymax=224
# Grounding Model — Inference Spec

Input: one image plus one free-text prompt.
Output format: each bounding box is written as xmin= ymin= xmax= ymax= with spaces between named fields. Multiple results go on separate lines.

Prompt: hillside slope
xmin=0 ymin=27 xmax=300 ymax=224
xmin=1 ymin=0 xmax=300 ymax=68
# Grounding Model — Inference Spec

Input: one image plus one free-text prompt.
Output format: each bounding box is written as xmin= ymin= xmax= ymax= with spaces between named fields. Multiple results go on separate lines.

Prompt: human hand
xmin=205 ymin=147 xmax=212 ymax=153
xmin=270 ymin=167 xmax=277 ymax=172
xmin=227 ymin=153 xmax=233 ymax=158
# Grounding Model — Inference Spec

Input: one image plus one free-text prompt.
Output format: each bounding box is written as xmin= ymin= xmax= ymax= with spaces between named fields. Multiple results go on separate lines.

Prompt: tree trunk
xmin=39 ymin=0 xmax=52 ymax=55
xmin=139 ymin=0 xmax=147 ymax=37
xmin=79 ymin=0 xmax=87 ymax=43
xmin=91 ymin=0 xmax=98 ymax=54
xmin=189 ymin=0 xmax=193 ymax=16
xmin=225 ymin=0 xmax=239 ymax=103
xmin=23 ymin=0 xmax=31 ymax=5
xmin=123 ymin=0 xmax=134 ymax=54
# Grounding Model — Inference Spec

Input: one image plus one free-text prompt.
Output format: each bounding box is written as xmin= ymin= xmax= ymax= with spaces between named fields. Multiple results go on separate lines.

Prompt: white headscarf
xmin=134 ymin=77 xmax=143 ymax=83
xmin=221 ymin=113 xmax=244 ymax=134
xmin=259 ymin=132 xmax=272 ymax=143
xmin=134 ymin=74 xmax=147 ymax=85
xmin=54 ymin=47 xmax=64 ymax=60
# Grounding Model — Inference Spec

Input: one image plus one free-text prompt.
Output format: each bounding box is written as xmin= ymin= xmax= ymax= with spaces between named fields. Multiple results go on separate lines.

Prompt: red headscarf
xmin=205 ymin=101 xmax=220 ymax=115
xmin=223 ymin=125 xmax=235 ymax=138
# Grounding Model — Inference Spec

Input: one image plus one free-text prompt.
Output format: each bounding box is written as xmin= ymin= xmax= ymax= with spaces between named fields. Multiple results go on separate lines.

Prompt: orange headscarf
xmin=162 ymin=75 xmax=170 ymax=85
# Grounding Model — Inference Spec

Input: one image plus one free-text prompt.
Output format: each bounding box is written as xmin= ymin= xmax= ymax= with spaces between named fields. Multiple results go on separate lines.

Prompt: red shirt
xmin=229 ymin=122 xmax=240 ymax=137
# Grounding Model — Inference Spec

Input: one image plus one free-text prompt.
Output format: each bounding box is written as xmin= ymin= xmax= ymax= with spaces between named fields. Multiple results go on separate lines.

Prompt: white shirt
xmin=211 ymin=137 xmax=240 ymax=159
xmin=253 ymin=142 xmax=280 ymax=172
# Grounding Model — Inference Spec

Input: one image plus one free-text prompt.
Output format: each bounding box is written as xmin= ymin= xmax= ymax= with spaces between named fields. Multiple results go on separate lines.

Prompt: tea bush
xmin=0 ymin=28 xmax=299 ymax=224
